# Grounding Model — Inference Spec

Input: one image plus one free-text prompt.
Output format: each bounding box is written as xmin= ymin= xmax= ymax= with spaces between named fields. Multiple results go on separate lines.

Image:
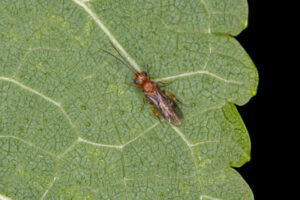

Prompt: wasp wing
xmin=146 ymin=86 xmax=183 ymax=125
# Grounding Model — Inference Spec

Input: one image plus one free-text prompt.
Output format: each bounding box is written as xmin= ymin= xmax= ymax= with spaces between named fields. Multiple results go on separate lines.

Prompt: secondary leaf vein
xmin=0 ymin=77 xmax=77 ymax=136
xmin=154 ymin=70 xmax=243 ymax=85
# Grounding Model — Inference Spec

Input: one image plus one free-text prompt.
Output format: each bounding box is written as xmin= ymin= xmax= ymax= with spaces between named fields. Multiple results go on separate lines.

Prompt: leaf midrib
xmin=72 ymin=0 xmax=141 ymax=72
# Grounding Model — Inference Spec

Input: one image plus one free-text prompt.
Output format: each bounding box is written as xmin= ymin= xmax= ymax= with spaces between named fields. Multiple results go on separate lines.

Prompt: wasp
xmin=100 ymin=44 xmax=184 ymax=125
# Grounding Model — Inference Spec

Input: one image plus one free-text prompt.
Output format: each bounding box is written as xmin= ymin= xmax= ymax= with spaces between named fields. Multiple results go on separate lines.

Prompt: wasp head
xmin=134 ymin=72 xmax=149 ymax=85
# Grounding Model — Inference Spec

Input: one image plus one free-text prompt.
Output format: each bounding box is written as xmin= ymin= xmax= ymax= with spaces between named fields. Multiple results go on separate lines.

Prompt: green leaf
xmin=0 ymin=0 xmax=258 ymax=199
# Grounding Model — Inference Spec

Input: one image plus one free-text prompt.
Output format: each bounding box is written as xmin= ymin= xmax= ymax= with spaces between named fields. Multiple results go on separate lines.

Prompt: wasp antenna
xmin=99 ymin=47 xmax=137 ymax=74
xmin=108 ymin=41 xmax=139 ymax=74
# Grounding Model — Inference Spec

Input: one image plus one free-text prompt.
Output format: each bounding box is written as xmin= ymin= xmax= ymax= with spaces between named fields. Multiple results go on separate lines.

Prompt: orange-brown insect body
xmin=100 ymin=44 xmax=183 ymax=125
xmin=134 ymin=73 xmax=154 ymax=92
xmin=134 ymin=72 xmax=183 ymax=125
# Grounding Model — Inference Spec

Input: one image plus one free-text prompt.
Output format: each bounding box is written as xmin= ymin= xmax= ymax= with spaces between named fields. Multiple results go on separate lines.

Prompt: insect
xmin=100 ymin=43 xmax=184 ymax=125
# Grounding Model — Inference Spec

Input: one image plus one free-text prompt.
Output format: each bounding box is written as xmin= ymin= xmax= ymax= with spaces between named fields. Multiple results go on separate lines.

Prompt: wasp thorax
xmin=142 ymin=81 xmax=155 ymax=93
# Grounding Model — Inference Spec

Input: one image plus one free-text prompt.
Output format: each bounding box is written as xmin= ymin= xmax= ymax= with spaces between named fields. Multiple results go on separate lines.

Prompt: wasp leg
xmin=149 ymin=102 xmax=163 ymax=125
xmin=163 ymin=89 xmax=185 ymax=105
xmin=157 ymin=79 xmax=176 ymax=87
xmin=140 ymin=95 xmax=146 ymax=114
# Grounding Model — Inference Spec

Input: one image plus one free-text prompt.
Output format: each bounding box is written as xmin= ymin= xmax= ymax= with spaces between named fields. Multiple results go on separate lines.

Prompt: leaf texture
xmin=0 ymin=0 xmax=258 ymax=199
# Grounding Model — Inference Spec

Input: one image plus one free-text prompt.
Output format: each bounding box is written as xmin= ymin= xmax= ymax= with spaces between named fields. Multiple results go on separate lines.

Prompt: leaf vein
xmin=191 ymin=139 xmax=249 ymax=159
xmin=200 ymin=194 xmax=223 ymax=200
xmin=154 ymin=70 xmax=243 ymax=85
xmin=171 ymin=126 xmax=203 ymax=193
xmin=0 ymin=77 xmax=78 ymax=136
xmin=77 ymin=122 xmax=159 ymax=149
xmin=13 ymin=47 xmax=60 ymax=78
xmin=41 ymin=176 xmax=58 ymax=200
xmin=0 ymin=135 xmax=56 ymax=157
xmin=72 ymin=0 xmax=141 ymax=72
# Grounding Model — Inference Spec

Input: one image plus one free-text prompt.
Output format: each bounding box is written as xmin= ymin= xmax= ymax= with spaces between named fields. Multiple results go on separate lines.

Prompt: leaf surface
xmin=0 ymin=0 xmax=257 ymax=199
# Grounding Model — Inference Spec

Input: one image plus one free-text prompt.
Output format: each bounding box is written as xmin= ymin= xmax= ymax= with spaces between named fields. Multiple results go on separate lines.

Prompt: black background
xmin=234 ymin=1 xmax=282 ymax=199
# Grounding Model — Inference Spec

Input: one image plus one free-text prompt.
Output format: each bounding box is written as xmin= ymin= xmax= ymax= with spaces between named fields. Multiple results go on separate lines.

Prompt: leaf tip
xmin=243 ymin=19 xmax=248 ymax=29
xmin=250 ymin=88 xmax=257 ymax=96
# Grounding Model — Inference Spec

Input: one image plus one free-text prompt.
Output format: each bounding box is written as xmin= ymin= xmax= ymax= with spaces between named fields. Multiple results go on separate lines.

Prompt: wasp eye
xmin=134 ymin=79 xmax=138 ymax=85
xmin=142 ymin=72 xmax=147 ymax=76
